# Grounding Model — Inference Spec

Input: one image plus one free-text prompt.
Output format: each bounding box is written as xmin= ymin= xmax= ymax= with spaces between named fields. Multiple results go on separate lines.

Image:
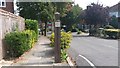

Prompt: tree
xmin=16 ymin=2 xmax=41 ymax=20
xmin=109 ymin=16 xmax=119 ymax=28
xmin=16 ymin=1 xmax=73 ymax=34
xmin=17 ymin=2 xmax=55 ymax=36
xmin=85 ymin=3 xmax=109 ymax=27
xmin=72 ymin=4 xmax=82 ymax=19
xmin=61 ymin=4 xmax=83 ymax=31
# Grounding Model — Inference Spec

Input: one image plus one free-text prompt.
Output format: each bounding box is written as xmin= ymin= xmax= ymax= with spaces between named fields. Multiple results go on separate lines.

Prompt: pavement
xmin=0 ymin=36 xmax=69 ymax=67
xmin=68 ymin=33 xmax=118 ymax=67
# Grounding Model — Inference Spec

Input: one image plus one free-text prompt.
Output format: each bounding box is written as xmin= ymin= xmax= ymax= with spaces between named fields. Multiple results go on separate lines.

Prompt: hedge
xmin=103 ymin=29 xmax=120 ymax=39
xmin=5 ymin=30 xmax=36 ymax=57
xmin=50 ymin=31 xmax=72 ymax=61
xmin=25 ymin=19 xmax=39 ymax=41
xmin=104 ymin=25 xmax=114 ymax=29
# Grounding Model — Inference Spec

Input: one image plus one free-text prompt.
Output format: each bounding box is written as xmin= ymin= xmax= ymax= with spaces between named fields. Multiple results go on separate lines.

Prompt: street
xmin=68 ymin=36 xmax=118 ymax=66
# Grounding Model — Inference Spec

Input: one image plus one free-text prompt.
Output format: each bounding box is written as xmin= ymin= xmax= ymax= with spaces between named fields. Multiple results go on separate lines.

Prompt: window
xmin=0 ymin=0 xmax=6 ymax=7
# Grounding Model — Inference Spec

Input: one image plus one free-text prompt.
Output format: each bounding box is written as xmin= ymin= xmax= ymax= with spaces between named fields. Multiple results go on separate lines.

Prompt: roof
xmin=109 ymin=3 xmax=120 ymax=12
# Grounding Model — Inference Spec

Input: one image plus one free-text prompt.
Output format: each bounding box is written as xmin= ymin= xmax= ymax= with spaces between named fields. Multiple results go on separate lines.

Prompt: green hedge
xmin=104 ymin=25 xmax=114 ymax=29
xmin=25 ymin=19 xmax=39 ymax=41
xmin=103 ymin=29 xmax=120 ymax=39
xmin=50 ymin=31 xmax=72 ymax=61
xmin=5 ymin=30 xmax=36 ymax=57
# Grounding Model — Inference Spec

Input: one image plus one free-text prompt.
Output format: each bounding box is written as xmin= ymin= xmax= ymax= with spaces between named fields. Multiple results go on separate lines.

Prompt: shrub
xmin=25 ymin=19 xmax=39 ymax=41
xmin=61 ymin=49 xmax=68 ymax=61
xmin=96 ymin=28 xmax=104 ymax=37
xmin=50 ymin=31 xmax=72 ymax=61
xmin=5 ymin=30 xmax=36 ymax=57
xmin=50 ymin=32 xmax=72 ymax=49
xmin=104 ymin=25 xmax=114 ymax=29
xmin=77 ymin=30 xmax=81 ymax=34
xmin=103 ymin=29 xmax=120 ymax=39
xmin=89 ymin=28 xmax=96 ymax=36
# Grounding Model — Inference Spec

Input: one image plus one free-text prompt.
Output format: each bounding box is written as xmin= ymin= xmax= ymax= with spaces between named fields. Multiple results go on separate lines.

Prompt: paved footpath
xmin=1 ymin=36 xmax=69 ymax=67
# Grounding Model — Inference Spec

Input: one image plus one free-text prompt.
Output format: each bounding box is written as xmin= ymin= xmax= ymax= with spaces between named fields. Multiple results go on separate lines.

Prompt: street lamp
xmin=54 ymin=12 xmax=61 ymax=63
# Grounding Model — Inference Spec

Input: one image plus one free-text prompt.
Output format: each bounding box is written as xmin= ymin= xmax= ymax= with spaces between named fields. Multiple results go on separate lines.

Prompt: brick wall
xmin=0 ymin=9 xmax=25 ymax=60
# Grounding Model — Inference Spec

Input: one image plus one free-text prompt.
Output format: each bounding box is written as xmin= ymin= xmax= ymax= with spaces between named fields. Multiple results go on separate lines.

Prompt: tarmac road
xmin=68 ymin=36 xmax=118 ymax=67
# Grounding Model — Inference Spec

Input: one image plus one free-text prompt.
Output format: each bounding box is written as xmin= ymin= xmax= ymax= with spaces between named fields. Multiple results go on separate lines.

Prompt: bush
xmin=104 ymin=25 xmax=114 ymax=29
xmin=77 ymin=30 xmax=81 ymax=34
xmin=50 ymin=32 xmax=72 ymax=49
xmin=96 ymin=28 xmax=104 ymax=37
xmin=103 ymin=29 xmax=120 ymax=39
xmin=50 ymin=31 xmax=72 ymax=61
xmin=61 ymin=49 xmax=68 ymax=61
xmin=89 ymin=28 xmax=96 ymax=36
xmin=25 ymin=19 xmax=39 ymax=41
xmin=5 ymin=30 xmax=36 ymax=57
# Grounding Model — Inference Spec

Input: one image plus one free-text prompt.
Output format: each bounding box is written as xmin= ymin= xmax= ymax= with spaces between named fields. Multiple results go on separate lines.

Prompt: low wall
xmin=0 ymin=9 xmax=25 ymax=60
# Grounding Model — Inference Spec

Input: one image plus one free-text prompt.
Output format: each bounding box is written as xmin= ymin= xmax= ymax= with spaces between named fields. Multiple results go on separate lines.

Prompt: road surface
xmin=68 ymin=36 xmax=118 ymax=66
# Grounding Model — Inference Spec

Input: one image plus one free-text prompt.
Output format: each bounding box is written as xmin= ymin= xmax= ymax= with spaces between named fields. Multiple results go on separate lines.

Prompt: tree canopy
xmin=85 ymin=3 xmax=109 ymax=26
xmin=61 ymin=4 xmax=83 ymax=31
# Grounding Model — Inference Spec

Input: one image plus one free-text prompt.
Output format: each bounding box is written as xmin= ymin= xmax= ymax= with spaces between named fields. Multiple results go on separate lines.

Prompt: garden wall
xmin=0 ymin=9 xmax=25 ymax=60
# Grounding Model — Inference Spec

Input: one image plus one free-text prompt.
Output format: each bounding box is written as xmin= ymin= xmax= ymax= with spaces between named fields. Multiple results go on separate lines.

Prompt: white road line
xmin=79 ymin=55 xmax=96 ymax=68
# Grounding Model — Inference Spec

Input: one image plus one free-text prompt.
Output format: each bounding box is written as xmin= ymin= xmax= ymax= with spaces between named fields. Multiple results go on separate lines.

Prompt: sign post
xmin=54 ymin=12 xmax=61 ymax=63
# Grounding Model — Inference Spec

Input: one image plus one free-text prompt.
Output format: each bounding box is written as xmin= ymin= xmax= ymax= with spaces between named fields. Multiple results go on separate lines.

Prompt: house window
xmin=0 ymin=0 xmax=6 ymax=7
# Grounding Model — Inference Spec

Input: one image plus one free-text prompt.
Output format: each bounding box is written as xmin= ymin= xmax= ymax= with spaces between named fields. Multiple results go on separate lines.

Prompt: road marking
xmin=79 ymin=54 xmax=96 ymax=68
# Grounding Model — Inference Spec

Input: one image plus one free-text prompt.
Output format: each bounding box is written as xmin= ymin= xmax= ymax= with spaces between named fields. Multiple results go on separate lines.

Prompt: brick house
xmin=0 ymin=0 xmax=14 ymax=13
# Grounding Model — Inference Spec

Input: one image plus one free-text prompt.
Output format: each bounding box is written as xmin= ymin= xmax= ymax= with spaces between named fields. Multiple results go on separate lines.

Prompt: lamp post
xmin=54 ymin=12 xmax=61 ymax=63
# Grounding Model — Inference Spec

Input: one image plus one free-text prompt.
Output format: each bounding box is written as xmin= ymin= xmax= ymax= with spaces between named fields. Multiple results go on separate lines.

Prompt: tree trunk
xmin=44 ymin=22 xmax=47 ymax=36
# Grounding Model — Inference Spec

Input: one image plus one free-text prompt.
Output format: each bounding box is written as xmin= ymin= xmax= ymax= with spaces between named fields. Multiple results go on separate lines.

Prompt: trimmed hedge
xmin=50 ymin=31 xmax=72 ymax=61
xmin=25 ymin=19 xmax=39 ymax=41
xmin=5 ymin=30 xmax=36 ymax=57
xmin=104 ymin=25 xmax=114 ymax=29
xmin=103 ymin=29 xmax=120 ymax=39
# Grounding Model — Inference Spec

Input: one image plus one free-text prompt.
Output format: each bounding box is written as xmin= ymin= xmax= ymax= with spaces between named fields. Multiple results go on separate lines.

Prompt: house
xmin=108 ymin=2 xmax=120 ymax=28
xmin=0 ymin=0 xmax=14 ymax=13
xmin=109 ymin=3 xmax=120 ymax=19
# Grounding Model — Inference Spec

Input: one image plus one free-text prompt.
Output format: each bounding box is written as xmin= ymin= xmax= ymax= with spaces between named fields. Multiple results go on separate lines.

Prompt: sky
xmin=74 ymin=0 xmax=120 ymax=9
xmin=14 ymin=0 xmax=120 ymax=11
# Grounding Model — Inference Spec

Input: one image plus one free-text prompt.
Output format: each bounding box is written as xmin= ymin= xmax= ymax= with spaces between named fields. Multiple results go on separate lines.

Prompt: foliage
xmin=109 ymin=16 xmax=119 ymax=28
xmin=50 ymin=32 xmax=72 ymax=48
xmin=104 ymin=25 xmax=114 ymax=29
xmin=16 ymin=2 xmax=71 ymax=20
xmin=61 ymin=4 xmax=83 ymax=31
xmin=77 ymin=30 xmax=81 ymax=34
xmin=103 ymin=29 xmax=120 ymax=39
xmin=25 ymin=19 xmax=39 ymax=41
xmin=5 ymin=30 xmax=36 ymax=57
xmin=85 ymin=3 xmax=109 ymax=26
xmin=89 ymin=28 xmax=96 ymax=36
xmin=61 ymin=49 xmax=68 ymax=61
xmin=72 ymin=4 xmax=82 ymax=18
xmin=61 ymin=11 xmax=75 ymax=31
xmin=50 ymin=31 xmax=72 ymax=61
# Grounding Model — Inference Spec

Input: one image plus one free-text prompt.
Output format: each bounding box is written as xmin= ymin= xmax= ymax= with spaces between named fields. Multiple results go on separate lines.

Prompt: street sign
xmin=55 ymin=21 xmax=60 ymax=27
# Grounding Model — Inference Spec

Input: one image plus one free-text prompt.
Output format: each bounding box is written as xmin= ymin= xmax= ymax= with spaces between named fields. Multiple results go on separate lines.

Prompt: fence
xmin=0 ymin=9 xmax=25 ymax=60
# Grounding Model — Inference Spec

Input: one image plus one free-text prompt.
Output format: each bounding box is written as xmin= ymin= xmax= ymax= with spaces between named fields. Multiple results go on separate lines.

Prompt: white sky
xmin=74 ymin=0 xmax=120 ymax=9
xmin=14 ymin=0 xmax=120 ymax=11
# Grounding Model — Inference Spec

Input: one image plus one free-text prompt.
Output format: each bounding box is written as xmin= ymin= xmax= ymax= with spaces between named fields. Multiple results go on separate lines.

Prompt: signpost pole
xmin=54 ymin=12 xmax=61 ymax=63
